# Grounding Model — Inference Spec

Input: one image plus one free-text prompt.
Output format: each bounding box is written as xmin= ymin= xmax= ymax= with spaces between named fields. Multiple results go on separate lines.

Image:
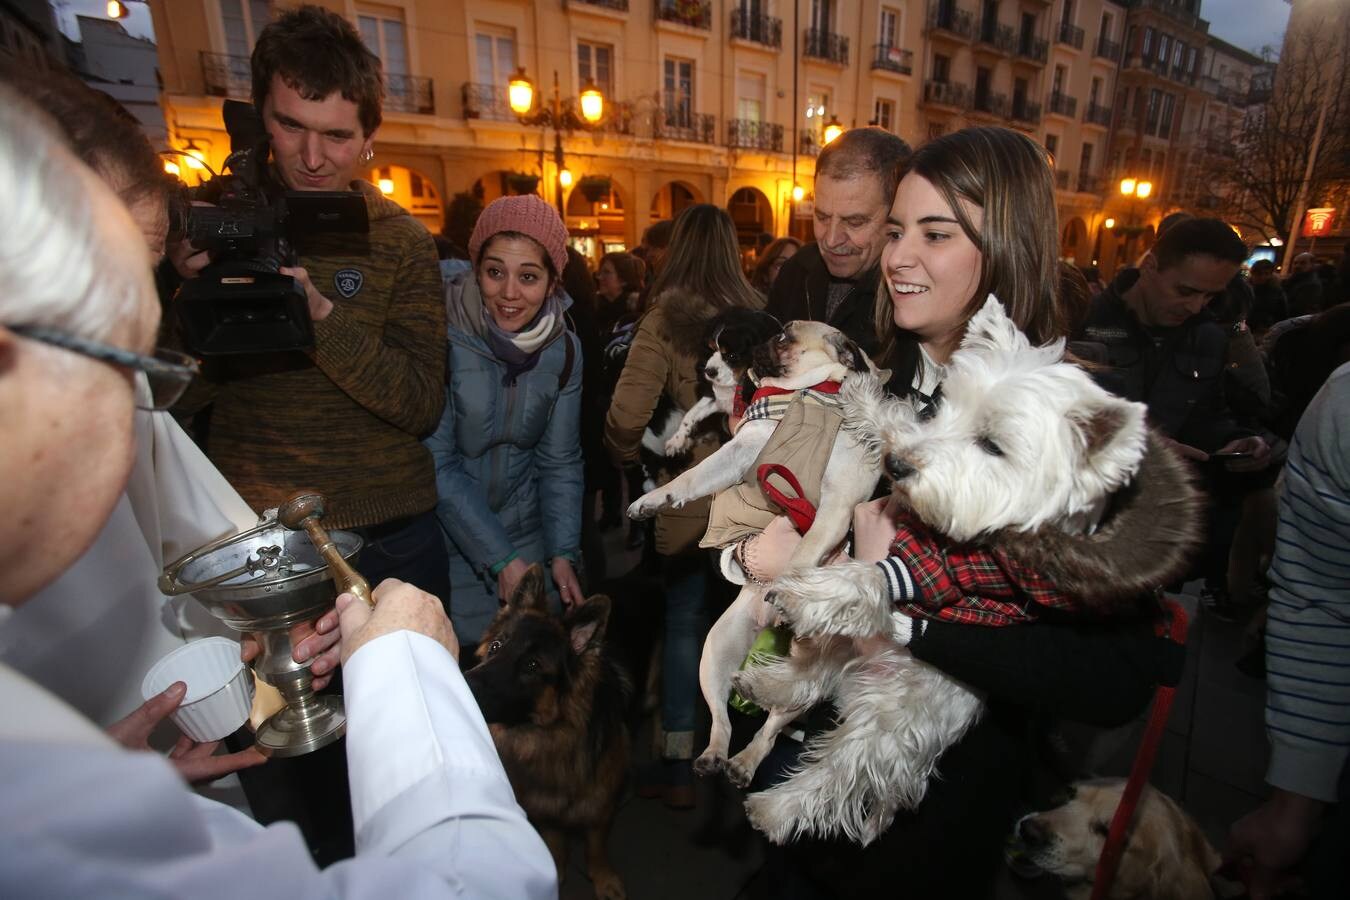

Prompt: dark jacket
xmin=766 ymin=242 xmax=882 ymax=360
xmin=1076 ymin=268 xmax=1250 ymax=452
xmin=1248 ymin=279 xmax=1289 ymax=334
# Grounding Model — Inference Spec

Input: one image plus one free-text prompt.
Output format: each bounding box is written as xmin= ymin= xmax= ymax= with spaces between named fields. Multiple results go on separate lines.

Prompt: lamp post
xmin=1117 ymin=177 xmax=1153 ymax=265
xmin=508 ymin=68 xmax=605 ymax=218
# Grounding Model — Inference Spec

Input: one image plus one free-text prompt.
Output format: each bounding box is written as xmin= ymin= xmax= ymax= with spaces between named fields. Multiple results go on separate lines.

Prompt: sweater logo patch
xmin=334 ymin=268 xmax=363 ymax=298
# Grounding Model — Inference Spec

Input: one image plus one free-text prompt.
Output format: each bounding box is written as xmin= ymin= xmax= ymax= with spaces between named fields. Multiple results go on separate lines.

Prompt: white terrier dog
xmin=733 ymin=297 xmax=1200 ymax=846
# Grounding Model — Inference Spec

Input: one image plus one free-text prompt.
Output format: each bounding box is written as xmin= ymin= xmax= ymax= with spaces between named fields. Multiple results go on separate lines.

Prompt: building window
xmin=1156 ymin=34 xmax=1169 ymax=64
xmin=475 ymin=28 xmax=516 ymax=91
xmin=664 ymin=57 xmax=695 ymax=126
xmin=1159 ymin=93 xmax=1176 ymax=137
xmin=932 ymin=53 xmax=951 ymax=83
xmin=737 ymin=71 xmax=766 ymax=122
xmin=1089 ymin=76 xmax=1101 ymax=107
xmin=220 ymin=0 xmax=272 ymax=57
xmin=1145 ymin=88 xmax=1161 ymax=134
xmin=577 ymin=41 xmax=614 ymax=98
xmin=873 ymin=97 xmax=895 ymax=131
xmin=1045 ymin=133 xmax=1059 ymax=162
xmin=1079 ymin=141 xmax=1093 ymax=175
xmin=880 ymin=6 xmax=899 ymax=47
xmin=358 ymin=6 xmax=408 ymax=77
xmin=1062 ymin=0 xmax=1075 ymax=26
xmin=811 ymin=0 xmax=833 ymax=33
xmin=927 ymin=120 xmax=946 ymax=140
xmin=1141 ymin=26 xmax=1152 ymax=57
xmin=1099 ymin=12 xmax=1112 ymax=42
xmin=1053 ymin=64 xmax=1066 ymax=95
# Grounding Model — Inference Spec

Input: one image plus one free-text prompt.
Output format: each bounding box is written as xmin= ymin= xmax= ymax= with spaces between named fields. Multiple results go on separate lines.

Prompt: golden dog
xmin=1008 ymin=778 xmax=1220 ymax=899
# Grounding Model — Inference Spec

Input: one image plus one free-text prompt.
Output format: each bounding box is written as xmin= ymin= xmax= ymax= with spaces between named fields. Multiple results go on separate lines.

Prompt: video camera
xmin=175 ymin=99 xmax=368 ymax=355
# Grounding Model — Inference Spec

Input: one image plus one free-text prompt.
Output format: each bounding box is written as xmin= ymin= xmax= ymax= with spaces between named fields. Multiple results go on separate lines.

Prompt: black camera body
xmin=176 ymin=100 xmax=368 ymax=356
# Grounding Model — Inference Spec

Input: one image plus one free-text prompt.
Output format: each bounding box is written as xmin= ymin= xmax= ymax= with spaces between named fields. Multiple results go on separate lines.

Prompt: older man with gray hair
xmin=0 ymin=91 xmax=553 ymax=898
xmin=767 ymin=126 xmax=911 ymax=358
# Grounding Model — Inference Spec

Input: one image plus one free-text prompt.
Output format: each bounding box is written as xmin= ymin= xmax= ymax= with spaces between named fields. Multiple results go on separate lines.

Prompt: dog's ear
xmin=959 ymin=294 xmax=1031 ymax=356
xmin=565 ymin=594 xmax=611 ymax=654
xmin=1071 ymin=394 xmax=1149 ymax=491
xmin=828 ymin=333 xmax=870 ymax=373
xmin=506 ymin=564 xmax=548 ymax=612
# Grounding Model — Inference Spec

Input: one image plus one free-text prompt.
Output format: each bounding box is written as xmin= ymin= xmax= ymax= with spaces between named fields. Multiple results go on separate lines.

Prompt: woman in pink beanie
xmin=426 ymin=194 xmax=584 ymax=654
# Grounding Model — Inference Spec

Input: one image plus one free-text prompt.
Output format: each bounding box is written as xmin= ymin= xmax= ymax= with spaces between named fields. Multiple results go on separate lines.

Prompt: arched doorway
xmin=369 ymin=163 xmax=444 ymax=233
xmin=650 ymin=180 xmax=701 ymax=222
xmin=1060 ymin=217 xmax=1088 ymax=265
xmin=728 ymin=187 xmax=773 ymax=267
xmin=566 ymin=176 xmax=628 ymax=265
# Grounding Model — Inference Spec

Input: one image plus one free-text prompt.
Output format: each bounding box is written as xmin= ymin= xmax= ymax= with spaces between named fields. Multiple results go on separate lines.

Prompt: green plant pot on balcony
xmin=506 ymin=172 xmax=541 ymax=195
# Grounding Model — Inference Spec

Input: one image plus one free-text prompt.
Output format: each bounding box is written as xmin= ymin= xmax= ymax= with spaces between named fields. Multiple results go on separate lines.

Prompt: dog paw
xmin=768 ymin=562 xmax=890 ymax=638
xmin=664 ymin=432 xmax=691 ymax=456
xmin=627 ymin=492 xmax=671 ymax=520
xmin=743 ymin=790 xmax=800 ymax=845
xmin=725 ymin=752 xmax=759 ymax=789
xmin=693 ymin=750 xmax=724 ymax=777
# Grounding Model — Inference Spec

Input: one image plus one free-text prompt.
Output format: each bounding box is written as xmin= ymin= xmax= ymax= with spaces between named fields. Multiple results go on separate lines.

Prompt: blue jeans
xmin=352 ymin=510 xmax=452 ymax=615
xmin=660 ymin=553 xmax=710 ymax=759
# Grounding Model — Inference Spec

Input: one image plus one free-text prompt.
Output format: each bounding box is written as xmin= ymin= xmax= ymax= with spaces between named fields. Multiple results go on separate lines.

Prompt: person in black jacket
xmin=1077 ymin=218 xmax=1272 ymax=467
xmin=766 ymin=127 xmax=910 ymax=359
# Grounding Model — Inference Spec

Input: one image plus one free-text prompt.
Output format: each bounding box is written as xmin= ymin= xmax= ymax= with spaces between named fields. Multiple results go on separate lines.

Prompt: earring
xmin=361 ymin=148 xmax=375 ymax=163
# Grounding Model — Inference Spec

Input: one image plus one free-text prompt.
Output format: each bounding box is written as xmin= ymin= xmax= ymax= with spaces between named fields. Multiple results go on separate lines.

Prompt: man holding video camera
xmin=171 ymin=5 xmax=450 ymax=612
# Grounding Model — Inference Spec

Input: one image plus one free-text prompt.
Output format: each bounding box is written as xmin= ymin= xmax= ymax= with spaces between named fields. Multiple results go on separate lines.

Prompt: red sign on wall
xmin=1303 ymin=207 xmax=1336 ymax=237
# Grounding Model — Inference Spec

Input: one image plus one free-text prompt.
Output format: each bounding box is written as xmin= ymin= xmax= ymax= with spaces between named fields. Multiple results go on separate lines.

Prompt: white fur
xmin=740 ymin=296 xmax=1151 ymax=846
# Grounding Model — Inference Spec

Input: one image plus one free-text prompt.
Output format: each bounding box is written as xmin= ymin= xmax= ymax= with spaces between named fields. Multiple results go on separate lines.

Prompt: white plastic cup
xmin=141 ymin=637 xmax=255 ymax=742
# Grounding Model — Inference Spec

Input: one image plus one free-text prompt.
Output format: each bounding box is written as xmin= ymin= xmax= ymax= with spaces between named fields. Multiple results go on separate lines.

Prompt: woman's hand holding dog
xmin=851 ymin=496 xmax=903 ymax=563
xmin=1226 ymin=789 xmax=1323 ymax=900
xmin=336 ymin=578 xmax=460 ymax=664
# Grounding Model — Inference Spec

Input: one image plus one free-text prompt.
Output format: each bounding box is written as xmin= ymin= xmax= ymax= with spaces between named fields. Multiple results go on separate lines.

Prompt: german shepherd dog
xmin=466 ymin=565 xmax=633 ymax=900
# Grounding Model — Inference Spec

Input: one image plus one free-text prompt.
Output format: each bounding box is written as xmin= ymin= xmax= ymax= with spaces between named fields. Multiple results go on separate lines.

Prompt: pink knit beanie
xmin=469 ymin=194 xmax=570 ymax=276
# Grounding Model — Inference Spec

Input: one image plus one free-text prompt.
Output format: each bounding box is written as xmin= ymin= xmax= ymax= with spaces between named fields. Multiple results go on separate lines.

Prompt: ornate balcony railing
xmin=800 ymin=132 xmax=822 ymax=157
xmin=925 ymin=3 xmax=974 ymax=40
xmin=566 ymin=0 xmax=629 ymax=11
xmin=1011 ymin=99 xmax=1041 ymax=125
xmin=1095 ymin=35 xmax=1121 ymax=61
xmin=726 ymin=119 xmax=784 ymax=152
xmin=730 ymin=9 xmax=782 ymax=47
xmin=1084 ymin=101 xmax=1112 ymax=126
xmin=871 ymin=43 xmax=914 ymax=75
xmin=604 ymin=100 xmax=636 ymax=135
xmin=461 ymin=83 xmax=515 ymax=121
xmin=656 ymin=109 xmax=716 ymax=143
xmin=201 ymin=51 xmax=250 ymax=99
xmin=971 ymin=91 xmax=1009 ymax=117
xmin=1046 ymin=91 xmax=1078 ymax=118
xmin=1077 ymin=173 xmax=1102 ymax=194
xmin=976 ymin=21 xmax=1017 ymax=54
xmin=923 ymin=79 xmax=971 ymax=109
xmin=1057 ymin=21 xmax=1084 ymax=49
xmin=385 ymin=74 xmax=434 ymax=115
xmin=1016 ymin=35 xmax=1048 ymax=63
xmin=804 ymin=28 xmax=849 ymax=64
xmin=655 ymin=0 xmax=711 ymax=30
xmin=1055 ymin=169 xmax=1073 ymax=190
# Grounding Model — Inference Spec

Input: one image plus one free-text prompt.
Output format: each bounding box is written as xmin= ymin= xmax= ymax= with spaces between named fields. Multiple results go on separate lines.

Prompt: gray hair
xmin=0 ymin=86 xmax=149 ymax=344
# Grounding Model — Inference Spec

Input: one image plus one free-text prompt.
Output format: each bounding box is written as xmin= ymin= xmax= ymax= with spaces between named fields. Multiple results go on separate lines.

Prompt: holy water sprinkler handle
xmin=277 ymin=492 xmax=375 ymax=609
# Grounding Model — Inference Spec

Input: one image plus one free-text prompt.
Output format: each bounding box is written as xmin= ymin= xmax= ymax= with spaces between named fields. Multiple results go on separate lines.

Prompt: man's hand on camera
xmin=168 ymin=237 xmax=211 ymax=280
xmin=279 ymin=265 xmax=334 ymax=321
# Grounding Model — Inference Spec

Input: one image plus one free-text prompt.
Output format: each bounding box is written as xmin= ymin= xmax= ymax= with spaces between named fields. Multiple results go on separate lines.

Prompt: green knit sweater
xmin=183 ymin=182 xmax=446 ymax=529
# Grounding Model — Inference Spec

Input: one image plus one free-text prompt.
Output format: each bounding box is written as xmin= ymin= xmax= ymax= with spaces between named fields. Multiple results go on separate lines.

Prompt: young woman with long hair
xmin=745 ymin=127 xmax=1178 ymax=896
xmin=605 ymin=204 xmax=764 ymax=808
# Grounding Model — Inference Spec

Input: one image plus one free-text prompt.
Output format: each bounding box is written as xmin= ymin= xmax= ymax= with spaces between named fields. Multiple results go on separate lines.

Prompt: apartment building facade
xmin=148 ymin=0 xmax=1134 ymax=264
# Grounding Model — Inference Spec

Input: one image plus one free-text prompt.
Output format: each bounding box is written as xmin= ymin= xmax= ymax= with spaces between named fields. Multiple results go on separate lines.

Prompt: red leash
xmin=757 ymin=463 xmax=816 ymax=533
xmin=1089 ymin=598 xmax=1190 ymax=900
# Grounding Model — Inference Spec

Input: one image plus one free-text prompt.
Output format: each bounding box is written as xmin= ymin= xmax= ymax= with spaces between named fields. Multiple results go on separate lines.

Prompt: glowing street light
xmin=508 ymin=68 xmax=535 ymax=116
xmin=107 ymin=1 xmax=128 ymax=19
xmin=559 ymin=168 xmax=574 ymax=189
xmin=792 ymin=184 xmax=805 ymax=202
xmin=578 ymin=79 xmax=604 ymax=125
xmin=1104 ymin=217 xmax=1115 ymax=229
xmin=822 ymin=115 xmax=844 ymax=145
xmin=378 ymin=177 xmax=395 ymax=195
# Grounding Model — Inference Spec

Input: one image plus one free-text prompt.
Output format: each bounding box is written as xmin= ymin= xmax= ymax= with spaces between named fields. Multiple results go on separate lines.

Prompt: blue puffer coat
xmin=426 ymin=282 xmax=583 ymax=647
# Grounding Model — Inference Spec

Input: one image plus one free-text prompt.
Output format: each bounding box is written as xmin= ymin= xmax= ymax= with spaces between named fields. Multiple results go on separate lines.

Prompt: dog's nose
xmin=886 ymin=455 xmax=916 ymax=481
xmin=1017 ymin=816 xmax=1050 ymax=848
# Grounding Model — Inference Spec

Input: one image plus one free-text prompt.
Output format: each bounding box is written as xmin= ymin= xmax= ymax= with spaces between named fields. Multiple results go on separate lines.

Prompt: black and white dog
xmin=640 ymin=308 xmax=784 ymax=488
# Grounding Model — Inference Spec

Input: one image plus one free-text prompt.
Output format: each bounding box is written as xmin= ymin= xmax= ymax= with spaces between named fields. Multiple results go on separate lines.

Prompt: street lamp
xmin=822 ymin=115 xmax=845 ymax=146
xmin=507 ymin=67 xmax=606 ymax=216
xmin=1117 ymin=177 xmax=1154 ymax=262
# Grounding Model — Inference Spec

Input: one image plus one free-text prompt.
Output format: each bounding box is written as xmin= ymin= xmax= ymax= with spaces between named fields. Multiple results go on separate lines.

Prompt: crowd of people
xmin=1 ymin=3 xmax=1346 ymax=898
